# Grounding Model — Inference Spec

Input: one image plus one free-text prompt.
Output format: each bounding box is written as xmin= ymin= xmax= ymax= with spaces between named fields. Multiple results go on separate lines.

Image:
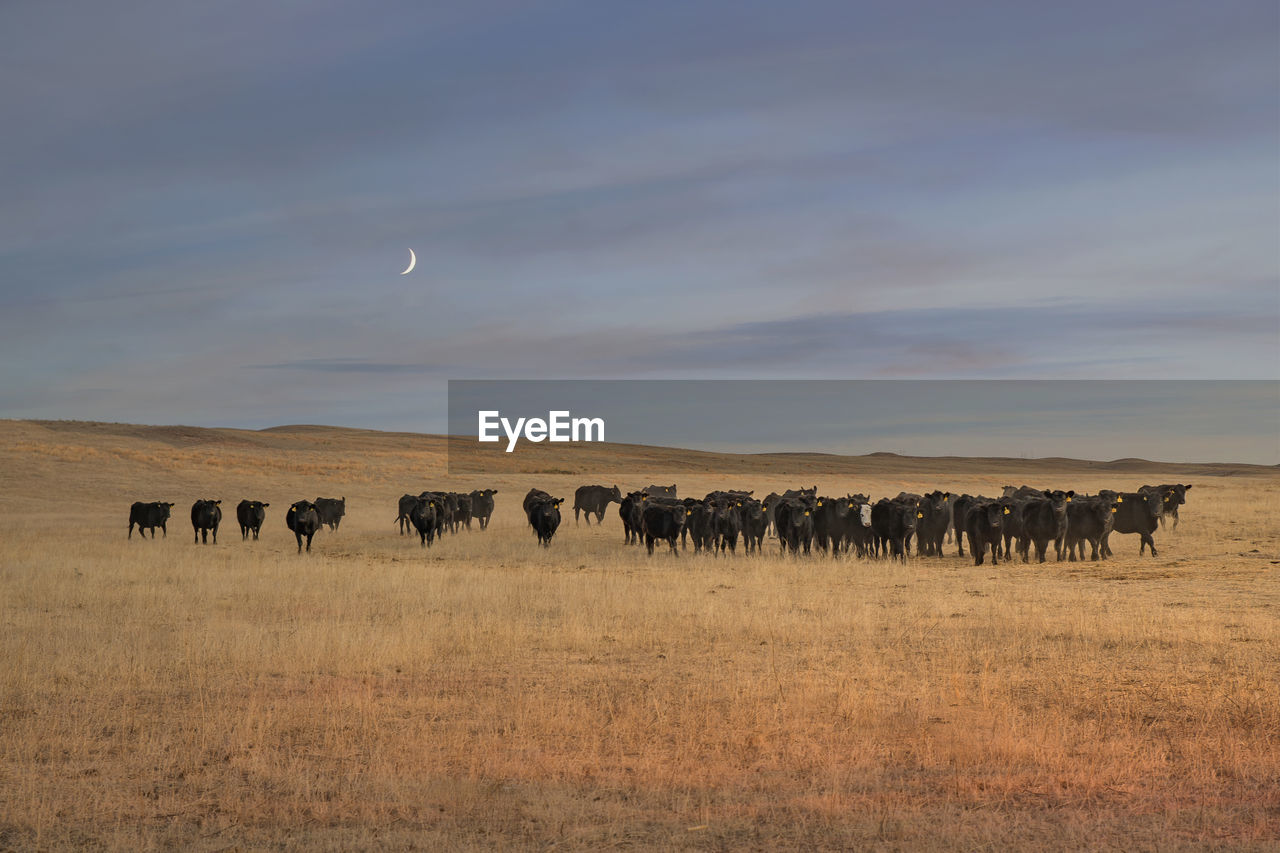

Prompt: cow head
xmin=609 ymin=485 xmax=622 ymax=500
xmin=858 ymin=502 xmax=872 ymax=527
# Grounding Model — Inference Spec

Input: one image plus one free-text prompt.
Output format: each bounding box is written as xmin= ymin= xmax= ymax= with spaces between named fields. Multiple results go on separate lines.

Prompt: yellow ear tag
xmin=1066 ymin=496 xmax=1072 ymax=502
xmin=804 ymin=511 xmax=810 ymax=516
xmin=1111 ymin=507 xmax=1117 ymax=513
xmin=1003 ymin=508 xmax=1010 ymax=515
xmin=1117 ymin=496 xmax=1123 ymax=503
xmin=817 ymin=501 xmax=823 ymax=507
xmin=917 ymin=512 xmax=923 ymax=518
xmin=737 ymin=502 xmax=742 ymax=507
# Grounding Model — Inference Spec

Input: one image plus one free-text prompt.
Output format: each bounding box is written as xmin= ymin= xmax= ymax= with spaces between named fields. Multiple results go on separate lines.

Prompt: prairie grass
xmin=0 ymin=420 xmax=1277 ymax=850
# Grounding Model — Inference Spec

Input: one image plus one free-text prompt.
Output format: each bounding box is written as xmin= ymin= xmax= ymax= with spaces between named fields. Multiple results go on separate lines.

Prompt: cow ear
xmin=1184 ymin=484 xmax=1192 ymax=490
xmin=1066 ymin=490 xmax=1075 ymax=498
xmin=262 ymin=503 xmax=269 ymax=507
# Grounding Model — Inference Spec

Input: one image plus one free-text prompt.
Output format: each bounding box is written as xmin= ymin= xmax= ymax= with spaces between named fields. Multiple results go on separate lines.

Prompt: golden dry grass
xmin=1 ymin=419 xmax=1277 ymax=850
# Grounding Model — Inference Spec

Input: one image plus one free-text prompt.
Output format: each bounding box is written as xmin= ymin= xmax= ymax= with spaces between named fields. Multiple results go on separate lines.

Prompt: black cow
xmin=836 ymin=496 xmax=875 ymax=557
xmin=915 ymin=491 xmax=952 ymax=557
xmin=739 ymin=499 xmax=767 ymax=554
xmin=680 ymin=500 xmax=714 ymax=553
xmin=408 ymin=495 xmax=444 ymax=547
xmin=451 ymin=493 xmax=473 ymax=532
xmin=191 ymin=499 xmax=222 ymax=545
xmin=523 ymin=488 xmax=553 ymax=521
xmin=574 ymin=485 xmax=622 ymax=525
xmin=1104 ymin=491 xmax=1163 ymax=557
xmin=1002 ymin=485 xmax=1045 ymax=499
xmin=965 ymin=500 xmax=1007 ymax=566
xmin=286 ymin=500 xmax=322 ymax=553
xmin=871 ymin=498 xmax=918 ymax=561
xmin=999 ymin=498 xmax=1030 ymax=561
xmin=469 ymin=489 xmax=498 ymax=529
xmin=761 ymin=493 xmax=782 ymax=537
xmin=774 ymin=498 xmax=815 ymax=555
xmin=128 ymin=501 xmax=174 ymax=539
xmin=642 ymin=502 xmax=687 ymax=556
xmin=619 ymin=491 xmax=647 ymax=545
xmin=396 ymin=494 xmax=419 ymax=535
xmin=236 ymin=500 xmax=269 ymax=540
xmin=527 ymin=496 xmax=564 ymax=546
xmin=417 ymin=492 xmax=451 ymax=540
xmin=710 ymin=499 xmax=741 ymax=555
xmin=1140 ymin=483 xmax=1192 ymax=530
xmin=1064 ymin=495 xmax=1116 ymax=561
xmin=314 ymin=496 xmax=346 ymax=531
xmin=643 ymin=484 xmax=678 ymax=499
xmin=1021 ymin=490 xmax=1075 ymax=563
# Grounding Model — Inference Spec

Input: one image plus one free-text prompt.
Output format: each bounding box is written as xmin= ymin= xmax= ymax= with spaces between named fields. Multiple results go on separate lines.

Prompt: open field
xmin=1 ymin=419 xmax=1278 ymax=850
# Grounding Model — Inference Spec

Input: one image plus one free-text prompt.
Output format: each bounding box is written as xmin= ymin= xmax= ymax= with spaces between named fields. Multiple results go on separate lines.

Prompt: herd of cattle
xmin=125 ymin=482 xmax=1192 ymax=563
xmin=559 ymin=483 xmax=1192 ymax=563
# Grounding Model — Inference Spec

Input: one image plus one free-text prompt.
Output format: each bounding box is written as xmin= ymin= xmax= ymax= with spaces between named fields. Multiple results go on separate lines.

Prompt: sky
xmin=1 ymin=1 xmax=1277 ymax=458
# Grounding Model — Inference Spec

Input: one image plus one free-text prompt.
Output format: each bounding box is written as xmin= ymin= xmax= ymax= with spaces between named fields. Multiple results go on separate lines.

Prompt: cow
xmin=191 ymin=499 xmax=222 ymax=545
xmin=1104 ymin=491 xmax=1163 ymax=557
xmin=1002 ymin=485 xmax=1045 ymax=499
xmin=396 ymin=494 xmax=419 ymax=535
xmin=830 ymin=495 xmax=873 ymax=557
xmin=313 ymin=496 xmax=346 ymax=531
xmin=761 ymin=493 xmax=782 ymax=537
xmin=681 ymin=500 xmax=714 ymax=553
xmin=527 ymin=496 xmax=564 ymax=546
xmin=451 ymin=492 xmax=473 ymax=532
xmin=965 ymin=500 xmax=1008 ymax=566
xmin=739 ymin=499 xmax=767 ymax=554
xmin=1064 ymin=495 xmax=1116 ymax=561
xmin=999 ymin=497 xmax=1031 ymax=561
xmin=418 ymin=491 xmax=451 ymax=539
xmin=642 ymin=501 xmax=687 ymax=556
xmin=1139 ymin=483 xmax=1192 ymax=529
xmin=408 ymin=494 xmax=443 ymax=547
xmin=434 ymin=492 xmax=459 ymax=533
xmin=286 ymin=500 xmax=322 ymax=553
xmin=710 ymin=499 xmax=741 ymax=555
xmin=643 ymin=484 xmax=678 ymax=499
xmin=523 ymin=488 xmax=553 ymax=521
xmin=1020 ymin=490 xmax=1075 ymax=563
xmin=619 ymin=491 xmax=647 ymax=545
xmin=774 ymin=497 xmax=816 ymax=556
xmin=915 ymin=491 xmax=952 ymax=557
xmin=128 ymin=501 xmax=174 ymax=539
xmin=574 ymin=485 xmax=622 ymax=525
xmin=236 ymin=500 xmax=269 ymax=540
xmin=871 ymin=498 xmax=918 ymax=561
xmin=469 ymin=489 xmax=498 ymax=529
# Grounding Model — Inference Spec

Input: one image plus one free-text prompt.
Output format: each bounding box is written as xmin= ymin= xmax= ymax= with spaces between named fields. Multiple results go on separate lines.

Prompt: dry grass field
xmin=1 ymin=419 xmax=1277 ymax=851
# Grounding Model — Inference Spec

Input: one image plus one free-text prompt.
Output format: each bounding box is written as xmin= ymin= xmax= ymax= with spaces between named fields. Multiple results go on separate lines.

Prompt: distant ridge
xmin=5 ymin=419 xmax=1274 ymax=476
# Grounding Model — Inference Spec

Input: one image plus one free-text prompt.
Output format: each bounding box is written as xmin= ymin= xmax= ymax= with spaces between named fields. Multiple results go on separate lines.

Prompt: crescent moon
xmin=400 ymin=248 xmax=417 ymax=275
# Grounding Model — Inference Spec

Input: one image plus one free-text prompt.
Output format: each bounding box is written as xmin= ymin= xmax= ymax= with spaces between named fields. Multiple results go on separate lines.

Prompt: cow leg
xmin=990 ymin=537 xmax=999 ymax=566
xmin=296 ymin=532 xmax=303 ymax=553
xmin=160 ymin=523 xmax=166 ymax=538
xmin=306 ymin=532 xmax=314 ymax=552
xmin=669 ymin=536 xmax=679 ymax=556
xmin=574 ymin=507 xmax=581 ymax=525
xmin=645 ymin=535 xmax=655 ymax=556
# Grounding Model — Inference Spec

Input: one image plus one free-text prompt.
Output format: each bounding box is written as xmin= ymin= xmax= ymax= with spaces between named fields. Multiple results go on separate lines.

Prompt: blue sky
xmin=1 ymin=1 xmax=1277 ymax=453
